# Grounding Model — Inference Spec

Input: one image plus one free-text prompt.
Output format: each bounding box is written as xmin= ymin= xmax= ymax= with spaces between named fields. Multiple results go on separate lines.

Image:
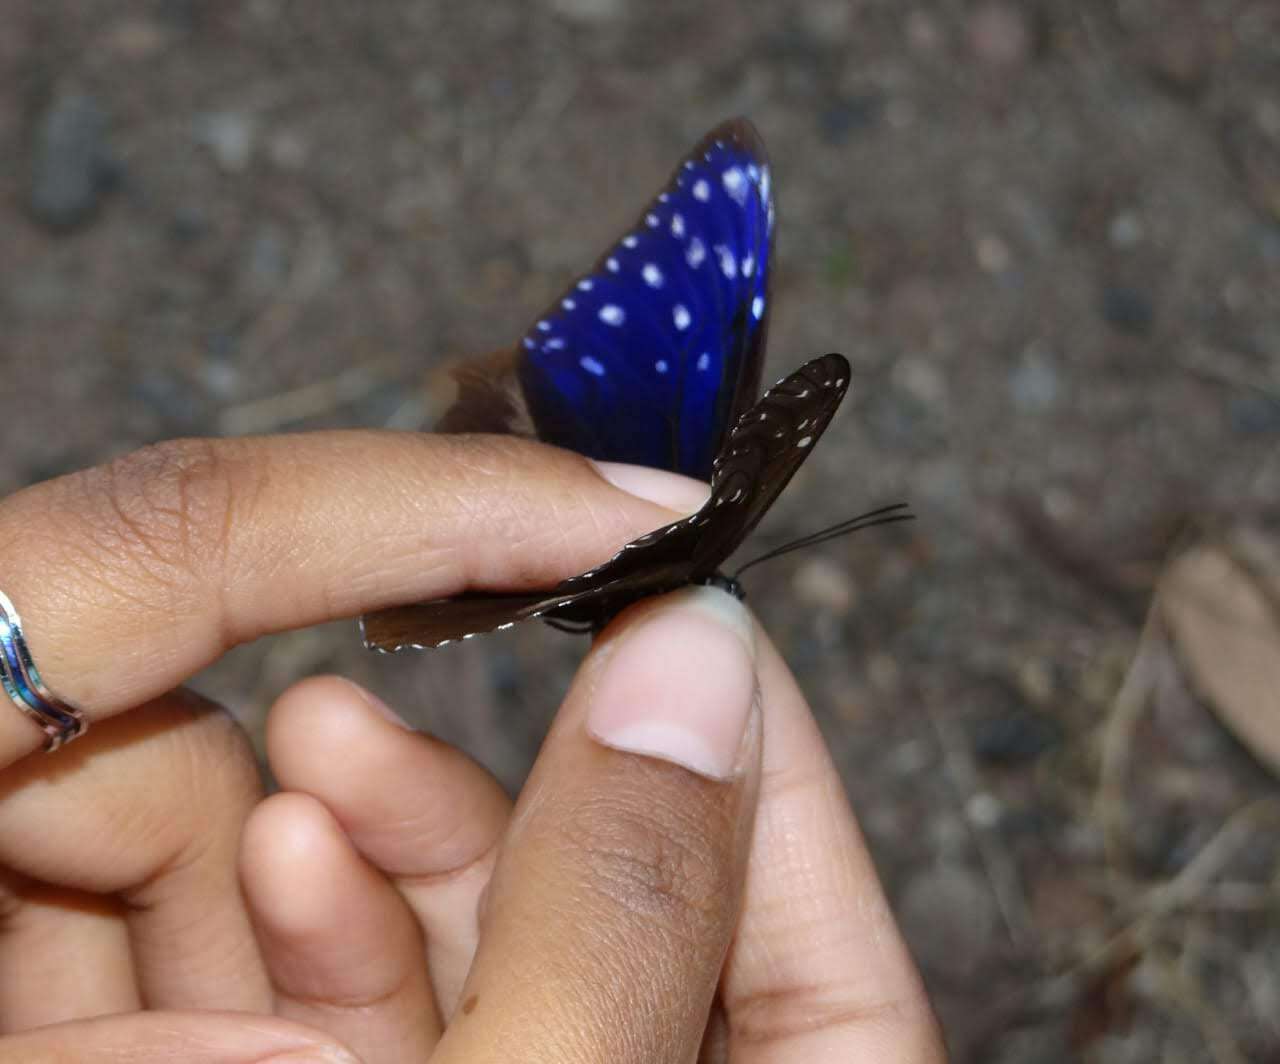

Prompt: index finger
xmin=0 ymin=431 xmax=705 ymax=764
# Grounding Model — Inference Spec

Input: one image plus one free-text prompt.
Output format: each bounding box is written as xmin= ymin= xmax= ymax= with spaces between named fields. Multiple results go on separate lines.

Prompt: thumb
xmin=435 ymin=585 xmax=761 ymax=1064
xmin=0 ymin=1011 xmax=362 ymax=1063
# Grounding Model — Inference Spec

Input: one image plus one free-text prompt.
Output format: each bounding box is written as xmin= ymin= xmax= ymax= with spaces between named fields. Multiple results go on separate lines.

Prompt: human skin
xmin=0 ymin=431 xmax=946 ymax=1062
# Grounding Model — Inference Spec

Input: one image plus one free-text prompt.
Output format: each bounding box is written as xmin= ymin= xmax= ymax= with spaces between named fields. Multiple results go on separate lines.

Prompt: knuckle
xmin=561 ymin=788 xmax=735 ymax=934
xmin=85 ymin=438 xmax=245 ymax=582
xmin=727 ymin=982 xmax=937 ymax=1052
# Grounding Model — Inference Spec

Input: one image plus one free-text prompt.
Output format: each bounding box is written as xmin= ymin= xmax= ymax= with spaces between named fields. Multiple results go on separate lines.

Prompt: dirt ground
xmin=3 ymin=2 xmax=1279 ymax=1059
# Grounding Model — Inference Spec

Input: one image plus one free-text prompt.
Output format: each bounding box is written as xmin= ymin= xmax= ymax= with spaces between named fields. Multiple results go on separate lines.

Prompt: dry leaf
xmin=1159 ymin=544 xmax=1280 ymax=775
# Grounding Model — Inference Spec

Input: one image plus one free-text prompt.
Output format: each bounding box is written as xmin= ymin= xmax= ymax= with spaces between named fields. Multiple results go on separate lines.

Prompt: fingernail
xmin=341 ymin=678 xmax=415 ymax=732
xmin=586 ymin=586 xmax=756 ymax=781
xmin=590 ymin=460 xmax=711 ymax=515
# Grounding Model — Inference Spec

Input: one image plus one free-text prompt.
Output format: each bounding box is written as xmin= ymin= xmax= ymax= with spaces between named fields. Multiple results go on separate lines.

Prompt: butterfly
xmin=362 ymin=119 xmax=887 ymax=652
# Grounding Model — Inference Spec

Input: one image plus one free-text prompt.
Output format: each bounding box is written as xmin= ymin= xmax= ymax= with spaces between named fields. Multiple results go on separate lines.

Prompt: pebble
xmin=967 ymin=2 xmax=1035 ymax=68
xmin=1008 ymin=347 xmax=1059 ymax=412
xmin=1228 ymin=393 xmax=1280 ymax=435
xmin=1107 ymin=210 xmax=1145 ymax=249
xmin=105 ymin=17 xmax=169 ymax=60
xmin=1100 ymin=286 xmax=1155 ymax=336
xmin=549 ymin=0 xmax=626 ymax=23
xmin=792 ymin=556 xmax=858 ymax=614
xmin=897 ymin=864 xmax=999 ymax=979
xmin=197 ymin=111 xmax=256 ymax=173
xmin=906 ymin=10 xmax=944 ymax=55
xmin=28 ymin=92 xmax=116 ymax=231
xmin=974 ymin=233 xmax=1012 ymax=273
xmin=892 ymin=355 xmax=948 ymax=408
xmin=970 ymin=707 xmax=1062 ymax=765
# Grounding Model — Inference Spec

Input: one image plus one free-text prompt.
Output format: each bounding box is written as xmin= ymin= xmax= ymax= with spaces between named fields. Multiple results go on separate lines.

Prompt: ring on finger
xmin=0 ymin=590 xmax=87 ymax=752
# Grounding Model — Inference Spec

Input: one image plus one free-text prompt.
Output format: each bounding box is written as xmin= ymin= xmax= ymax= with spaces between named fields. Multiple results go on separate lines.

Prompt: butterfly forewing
xmin=361 ymin=354 xmax=850 ymax=651
xmin=690 ymin=352 xmax=850 ymax=575
xmin=514 ymin=119 xmax=772 ymax=480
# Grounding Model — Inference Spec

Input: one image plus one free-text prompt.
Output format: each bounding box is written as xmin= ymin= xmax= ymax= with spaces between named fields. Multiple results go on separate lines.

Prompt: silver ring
xmin=0 ymin=590 xmax=86 ymax=752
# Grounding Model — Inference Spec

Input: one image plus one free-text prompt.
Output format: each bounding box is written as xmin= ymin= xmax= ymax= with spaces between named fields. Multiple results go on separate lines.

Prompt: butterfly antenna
xmin=733 ymin=503 xmax=915 ymax=580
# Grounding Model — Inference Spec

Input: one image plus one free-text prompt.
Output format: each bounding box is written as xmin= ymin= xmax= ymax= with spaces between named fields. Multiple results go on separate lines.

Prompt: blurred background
xmin=3 ymin=1 xmax=1279 ymax=1059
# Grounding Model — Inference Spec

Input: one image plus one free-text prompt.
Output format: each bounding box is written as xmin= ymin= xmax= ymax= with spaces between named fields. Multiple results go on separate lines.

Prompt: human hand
xmin=239 ymin=592 xmax=948 ymax=1060
xmin=0 ymin=432 xmax=704 ymax=1062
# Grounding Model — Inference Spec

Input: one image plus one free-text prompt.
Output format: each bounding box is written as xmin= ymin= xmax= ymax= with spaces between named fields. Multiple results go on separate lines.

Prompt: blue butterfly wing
xmin=516 ymin=119 xmax=774 ymax=480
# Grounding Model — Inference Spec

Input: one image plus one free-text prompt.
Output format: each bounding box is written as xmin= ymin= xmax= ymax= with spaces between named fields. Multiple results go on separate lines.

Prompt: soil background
xmin=3 ymin=2 xmax=1279 ymax=1060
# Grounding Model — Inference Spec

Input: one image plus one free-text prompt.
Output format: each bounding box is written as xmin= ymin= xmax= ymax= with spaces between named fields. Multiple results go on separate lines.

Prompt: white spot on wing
xmin=671 ymin=213 xmax=685 ymax=238
xmin=722 ymin=166 xmax=748 ymax=205
xmin=562 ymin=297 xmax=576 ymax=310
xmin=642 ymin=263 xmax=664 ymax=288
xmin=606 ymin=257 xmax=620 ymax=272
xmin=673 ymin=303 xmax=691 ymax=330
xmin=580 ymin=356 xmax=606 ymax=376
xmin=752 ymin=295 xmax=764 ymax=319
xmin=623 ymin=235 xmax=638 ymax=249
xmin=686 ymin=238 xmax=706 ymax=268
xmin=715 ymin=244 xmax=737 ymax=279
xmin=742 ymin=252 xmax=755 ymax=277
xmin=547 ymin=337 xmax=566 ymax=349
xmin=655 ymin=359 xmax=669 ymax=373
xmin=696 ymin=352 xmax=711 ymax=371
xmin=599 ymin=304 xmax=625 ymax=326
xmin=537 ymin=320 xmax=551 ymax=331
xmin=797 ymin=435 xmax=813 ymax=448
xmin=578 ymin=278 xmax=594 ymax=292
xmin=693 ymin=178 xmax=710 ymax=201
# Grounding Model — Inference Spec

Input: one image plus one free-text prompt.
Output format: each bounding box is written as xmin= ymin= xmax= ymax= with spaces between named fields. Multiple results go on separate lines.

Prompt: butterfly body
xmin=361 ymin=119 xmax=861 ymax=652
xmin=363 ymin=353 xmax=850 ymax=651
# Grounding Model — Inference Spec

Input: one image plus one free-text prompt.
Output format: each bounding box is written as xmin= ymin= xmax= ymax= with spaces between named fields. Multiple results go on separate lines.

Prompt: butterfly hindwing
xmin=514 ymin=119 xmax=772 ymax=480
xmin=362 ymin=354 xmax=850 ymax=651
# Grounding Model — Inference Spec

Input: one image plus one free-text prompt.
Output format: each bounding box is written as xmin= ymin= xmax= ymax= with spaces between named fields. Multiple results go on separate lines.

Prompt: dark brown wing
xmin=363 ymin=590 xmax=585 ymax=652
xmin=361 ymin=353 xmax=850 ymax=650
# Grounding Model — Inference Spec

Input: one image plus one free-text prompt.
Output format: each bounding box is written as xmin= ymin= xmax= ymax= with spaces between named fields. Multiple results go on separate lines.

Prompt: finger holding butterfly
xmin=0 ymin=429 xmax=705 ymax=1059
xmin=245 ymin=613 xmax=945 ymax=1064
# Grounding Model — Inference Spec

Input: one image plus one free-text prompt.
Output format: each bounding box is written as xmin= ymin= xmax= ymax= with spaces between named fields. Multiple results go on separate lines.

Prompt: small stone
xmin=105 ymin=17 xmax=169 ymax=59
xmin=866 ymin=652 xmax=902 ymax=696
xmin=549 ymin=0 xmax=626 ymax=23
xmin=267 ymin=128 xmax=309 ymax=169
xmin=971 ymin=707 xmax=1062 ymax=765
xmin=28 ymin=92 xmax=116 ymax=231
xmin=791 ymin=556 xmax=857 ymax=614
xmin=197 ymin=111 xmax=256 ymax=173
xmin=201 ymin=358 xmax=240 ymax=400
xmin=1008 ymin=348 xmax=1060 ymax=412
xmin=1228 ymin=393 xmax=1280 ymax=435
xmin=967 ymin=2 xmax=1034 ymax=68
xmin=892 ymin=355 xmax=947 ymax=408
xmin=1100 ymin=286 xmax=1155 ymax=336
xmin=819 ymin=94 xmax=883 ymax=143
xmin=898 ymin=865 xmax=999 ymax=980
xmin=974 ymin=233 xmax=1012 ymax=273
xmin=1107 ymin=210 xmax=1145 ymax=249
xmin=906 ymin=10 xmax=944 ymax=54
xmin=239 ymin=224 xmax=290 ymax=300
xmin=965 ymin=792 xmax=1003 ymax=828
xmin=1142 ymin=17 xmax=1214 ymax=98
xmin=802 ymin=0 xmax=854 ymax=41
